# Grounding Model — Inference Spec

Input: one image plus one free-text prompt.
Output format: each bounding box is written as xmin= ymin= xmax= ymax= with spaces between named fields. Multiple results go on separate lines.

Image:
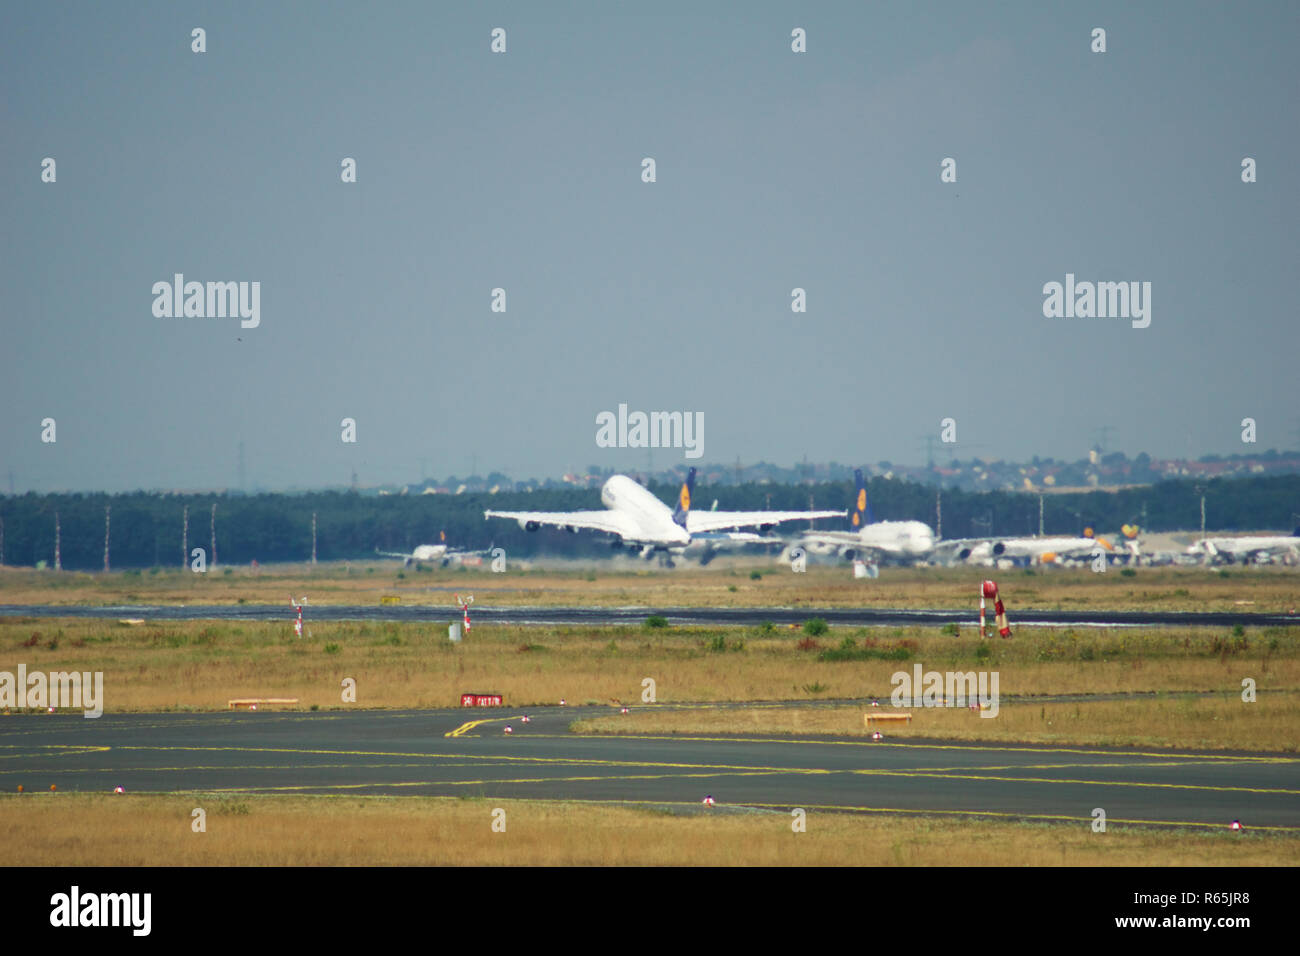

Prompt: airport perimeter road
xmin=2 ymin=708 xmax=1297 ymax=830
xmin=2 ymin=604 xmax=1297 ymax=628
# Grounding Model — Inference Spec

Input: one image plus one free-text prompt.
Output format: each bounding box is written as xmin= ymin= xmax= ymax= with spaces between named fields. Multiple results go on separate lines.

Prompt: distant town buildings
xmin=367 ymin=450 xmax=1300 ymax=497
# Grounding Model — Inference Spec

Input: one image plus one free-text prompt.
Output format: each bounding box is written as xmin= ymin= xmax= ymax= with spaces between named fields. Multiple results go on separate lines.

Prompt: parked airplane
xmin=1185 ymin=529 xmax=1300 ymax=565
xmin=788 ymin=469 xmax=934 ymax=563
xmin=932 ymin=528 xmax=1124 ymax=566
xmin=484 ymin=468 xmax=843 ymax=565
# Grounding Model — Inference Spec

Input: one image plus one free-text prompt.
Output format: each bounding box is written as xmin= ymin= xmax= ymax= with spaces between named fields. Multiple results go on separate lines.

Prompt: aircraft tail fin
xmin=849 ymin=468 xmax=873 ymax=529
xmin=672 ymin=467 xmax=696 ymax=529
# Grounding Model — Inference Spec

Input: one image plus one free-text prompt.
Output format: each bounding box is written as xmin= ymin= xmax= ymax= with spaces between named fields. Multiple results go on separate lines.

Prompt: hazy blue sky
xmin=4 ymin=1 xmax=1298 ymax=492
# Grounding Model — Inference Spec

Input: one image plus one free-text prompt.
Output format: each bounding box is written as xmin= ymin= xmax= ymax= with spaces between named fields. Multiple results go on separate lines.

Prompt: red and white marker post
xmin=455 ymin=594 xmax=473 ymax=634
xmin=979 ymin=580 xmax=1011 ymax=638
xmin=290 ymin=596 xmax=307 ymax=638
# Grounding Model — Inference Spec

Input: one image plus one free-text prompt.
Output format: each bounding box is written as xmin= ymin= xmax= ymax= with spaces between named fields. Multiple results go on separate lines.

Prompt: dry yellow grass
xmin=1 ymin=793 xmax=1293 ymax=865
xmin=574 ymin=694 xmax=1300 ymax=752
xmin=3 ymin=563 xmax=1299 ymax=613
xmin=2 ymin=620 xmax=1296 ymax=720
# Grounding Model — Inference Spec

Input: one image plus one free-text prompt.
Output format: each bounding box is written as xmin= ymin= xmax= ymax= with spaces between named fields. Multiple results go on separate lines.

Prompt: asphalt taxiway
xmin=2 ymin=604 xmax=1295 ymax=628
xmin=2 ymin=707 xmax=1296 ymax=830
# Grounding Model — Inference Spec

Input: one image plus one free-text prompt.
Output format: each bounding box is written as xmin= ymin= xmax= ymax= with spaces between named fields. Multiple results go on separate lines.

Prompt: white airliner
xmin=1184 ymin=530 xmax=1300 ymax=565
xmin=789 ymin=469 xmax=935 ymax=563
xmin=484 ymin=468 xmax=843 ymax=564
xmin=936 ymin=535 xmax=1111 ymax=565
xmin=375 ymin=532 xmax=478 ymax=567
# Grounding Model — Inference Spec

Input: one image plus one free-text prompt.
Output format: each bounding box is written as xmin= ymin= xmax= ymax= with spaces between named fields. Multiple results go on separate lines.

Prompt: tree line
xmin=1 ymin=474 xmax=1297 ymax=570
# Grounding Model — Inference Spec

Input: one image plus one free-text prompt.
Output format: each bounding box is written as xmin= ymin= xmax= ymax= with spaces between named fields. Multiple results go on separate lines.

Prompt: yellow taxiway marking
xmin=445 ymin=716 xmax=523 ymax=737
xmin=0 ymin=745 xmax=110 ymax=758
xmin=849 ymin=768 xmax=1300 ymax=796
xmin=565 ymin=733 xmax=1298 ymax=762
xmin=57 ymin=743 xmax=1292 ymax=801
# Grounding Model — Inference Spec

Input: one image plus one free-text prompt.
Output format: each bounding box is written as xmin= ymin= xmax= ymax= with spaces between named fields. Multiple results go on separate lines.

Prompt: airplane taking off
xmin=1184 ymin=529 xmax=1300 ymax=565
xmin=484 ymin=468 xmax=843 ymax=565
xmin=790 ymin=469 xmax=935 ymax=563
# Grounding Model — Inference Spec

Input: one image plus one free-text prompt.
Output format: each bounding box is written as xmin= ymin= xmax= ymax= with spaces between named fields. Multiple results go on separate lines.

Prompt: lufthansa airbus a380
xmin=791 ymin=469 xmax=935 ymax=563
xmin=484 ymin=468 xmax=843 ymax=565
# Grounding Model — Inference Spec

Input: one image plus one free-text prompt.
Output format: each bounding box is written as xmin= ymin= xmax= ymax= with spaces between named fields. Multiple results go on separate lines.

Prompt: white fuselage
xmin=803 ymin=519 xmax=935 ymax=557
xmin=964 ymin=537 xmax=1100 ymax=561
xmin=601 ymin=475 xmax=691 ymax=546
xmin=410 ymin=544 xmax=449 ymax=561
xmin=1187 ymin=535 xmax=1300 ymax=561
xmin=857 ymin=520 xmax=936 ymax=555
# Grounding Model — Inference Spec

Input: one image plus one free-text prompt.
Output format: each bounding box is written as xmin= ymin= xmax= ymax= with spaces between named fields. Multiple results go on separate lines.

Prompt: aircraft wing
xmin=687 ymin=510 xmax=844 ymax=534
xmin=484 ymin=509 xmax=636 ymax=538
xmin=795 ymin=531 xmax=898 ymax=561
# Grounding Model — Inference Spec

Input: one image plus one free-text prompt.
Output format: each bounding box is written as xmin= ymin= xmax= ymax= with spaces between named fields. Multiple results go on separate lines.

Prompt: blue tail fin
xmin=672 ymin=467 xmax=696 ymax=529
xmin=849 ymin=469 xmax=873 ymax=529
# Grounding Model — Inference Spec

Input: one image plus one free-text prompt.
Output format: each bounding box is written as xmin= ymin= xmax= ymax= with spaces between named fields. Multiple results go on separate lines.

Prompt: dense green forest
xmin=1 ymin=475 xmax=1297 ymax=570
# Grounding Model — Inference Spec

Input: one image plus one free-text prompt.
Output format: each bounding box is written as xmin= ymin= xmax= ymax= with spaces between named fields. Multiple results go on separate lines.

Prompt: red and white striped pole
xmin=981 ymin=580 xmax=1011 ymax=638
xmin=456 ymin=594 xmax=473 ymax=633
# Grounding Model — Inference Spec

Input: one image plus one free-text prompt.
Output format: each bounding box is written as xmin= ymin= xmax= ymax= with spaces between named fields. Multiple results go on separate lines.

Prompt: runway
xmin=3 ymin=707 xmax=1297 ymax=830
xmin=2 ymin=604 xmax=1296 ymax=628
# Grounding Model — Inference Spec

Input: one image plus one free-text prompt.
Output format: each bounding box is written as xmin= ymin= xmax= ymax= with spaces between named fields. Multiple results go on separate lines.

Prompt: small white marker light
xmin=871 ymin=731 xmax=884 ymax=741
xmin=1230 ymin=819 xmax=1242 ymax=831
xmin=702 ymin=795 xmax=715 ymax=807
xmin=503 ymin=725 xmax=513 ymax=734
xmin=521 ymin=715 xmax=531 ymax=723
xmin=114 ymin=786 xmax=124 ymax=794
